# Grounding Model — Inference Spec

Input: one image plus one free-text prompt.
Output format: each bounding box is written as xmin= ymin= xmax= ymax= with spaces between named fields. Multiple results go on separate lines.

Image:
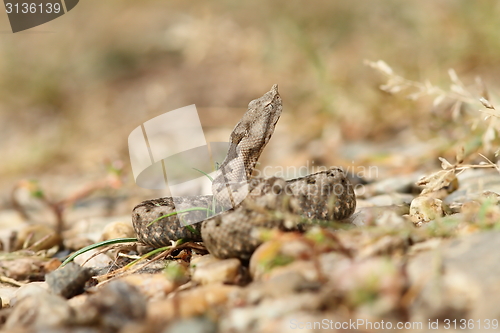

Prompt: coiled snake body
xmin=132 ymin=85 xmax=356 ymax=259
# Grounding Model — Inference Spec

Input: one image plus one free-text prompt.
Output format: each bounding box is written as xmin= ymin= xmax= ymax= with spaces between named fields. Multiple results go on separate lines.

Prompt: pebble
xmin=0 ymin=210 xmax=28 ymax=252
xmin=73 ymin=248 xmax=113 ymax=268
xmin=249 ymin=235 xmax=313 ymax=280
xmin=62 ymin=215 xmax=132 ymax=250
xmin=220 ymin=292 xmax=324 ymax=333
xmin=66 ymin=293 xmax=88 ymax=308
xmin=407 ymin=238 xmax=443 ymax=256
xmin=5 ymin=284 xmax=73 ymax=329
xmin=357 ymin=234 xmax=408 ymax=258
xmin=190 ymin=254 xmax=220 ymax=268
xmin=361 ymin=175 xmax=420 ymax=197
xmin=330 ymin=257 xmax=405 ymax=317
xmin=118 ymin=273 xmax=176 ymax=300
xmin=73 ymin=280 xmax=147 ymax=330
xmin=408 ymin=231 xmax=500 ymax=322
xmin=191 ymin=257 xmax=242 ymax=285
xmin=63 ymin=235 xmax=95 ymax=252
xmin=365 ymin=193 xmax=414 ymax=206
xmin=444 ymin=169 xmax=500 ymax=204
xmin=14 ymin=224 xmax=61 ymax=251
xmin=349 ymin=205 xmax=409 ymax=227
xmin=147 ymin=284 xmax=241 ymax=322
xmin=100 ymin=220 xmax=135 ymax=241
xmin=318 ymin=252 xmax=350 ymax=274
xmin=44 ymin=257 xmax=63 ymax=272
xmin=0 ymin=284 xmax=18 ymax=308
xmin=163 ymin=260 xmax=190 ymax=285
xmin=244 ymin=271 xmax=311 ymax=304
xmin=250 ymin=251 xmax=351 ymax=290
xmin=409 ymin=196 xmax=444 ymax=225
xmin=374 ymin=210 xmax=410 ymax=228
xmin=260 ymin=260 xmax=319 ymax=282
xmin=480 ymin=190 xmax=500 ymax=203
xmin=11 ymin=282 xmax=49 ymax=305
xmin=354 ymin=199 xmax=376 ymax=209
xmin=1 ymin=257 xmax=47 ymax=281
xmin=45 ymin=262 xmax=92 ymax=298
xmin=460 ymin=200 xmax=481 ymax=221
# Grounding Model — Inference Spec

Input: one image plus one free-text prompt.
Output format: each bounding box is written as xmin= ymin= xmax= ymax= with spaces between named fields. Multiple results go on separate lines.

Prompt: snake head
xmin=246 ymin=84 xmax=282 ymax=134
xmin=237 ymin=83 xmax=283 ymax=154
xmin=247 ymin=84 xmax=281 ymax=113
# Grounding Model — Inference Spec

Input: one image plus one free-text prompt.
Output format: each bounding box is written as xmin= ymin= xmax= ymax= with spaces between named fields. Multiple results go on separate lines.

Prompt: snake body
xmin=132 ymin=85 xmax=356 ymax=259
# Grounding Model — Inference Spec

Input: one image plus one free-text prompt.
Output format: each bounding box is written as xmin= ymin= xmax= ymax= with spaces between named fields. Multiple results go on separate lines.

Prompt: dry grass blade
xmin=79 ymin=243 xmax=135 ymax=267
xmin=0 ymin=276 xmax=26 ymax=287
xmin=478 ymin=153 xmax=500 ymax=173
xmin=93 ymin=242 xmax=206 ymax=286
xmin=417 ymin=169 xmax=456 ymax=195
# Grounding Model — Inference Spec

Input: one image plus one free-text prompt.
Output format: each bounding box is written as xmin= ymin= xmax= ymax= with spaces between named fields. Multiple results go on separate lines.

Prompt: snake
xmin=132 ymin=85 xmax=356 ymax=260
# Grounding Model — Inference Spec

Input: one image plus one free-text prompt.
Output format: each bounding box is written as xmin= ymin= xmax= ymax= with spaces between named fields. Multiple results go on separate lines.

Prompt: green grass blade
xmin=124 ymin=245 xmax=170 ymax=268
xmin=192 ymin=167 xmax=214 ymax=182
xmin=60 ymin=237 xmax=138 ymax=267
xmin=184 ymin=225 xmax=200 ymax=235
xmin=147 ymin=207 xmax=212 ymax=227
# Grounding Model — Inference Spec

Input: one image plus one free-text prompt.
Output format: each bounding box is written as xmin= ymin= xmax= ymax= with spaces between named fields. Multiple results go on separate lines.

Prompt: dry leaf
xmin=479 ymin=97 xmax=495 ymax=110
xmin=438 ymin=157 xmax=454 ymax=170
xmin=417 ymin=169 xmax=456 ymax=195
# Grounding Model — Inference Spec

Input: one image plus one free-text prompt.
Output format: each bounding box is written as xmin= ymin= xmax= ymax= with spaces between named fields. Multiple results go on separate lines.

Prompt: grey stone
xmin=445 ymin=169 xmax=500 ymax=204
xmin=46 ymin=262 xmax=92 ymax=299
xmin=5 ymin=285 xmax=73 ymax=329
xmin=408 ymin=231 xmax=500 ymax=323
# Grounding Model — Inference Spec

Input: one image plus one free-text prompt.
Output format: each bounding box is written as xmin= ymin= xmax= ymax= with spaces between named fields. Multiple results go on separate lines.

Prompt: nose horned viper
xmin=132 ymin=85 xmax=356 ymax=259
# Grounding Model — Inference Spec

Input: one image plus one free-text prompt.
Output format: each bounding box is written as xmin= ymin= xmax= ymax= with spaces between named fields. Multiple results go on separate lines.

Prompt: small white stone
xmin=410 ymin=196 xmax=444 ymax=224
xmin=192 ymin=258 xmax=241 ymax=285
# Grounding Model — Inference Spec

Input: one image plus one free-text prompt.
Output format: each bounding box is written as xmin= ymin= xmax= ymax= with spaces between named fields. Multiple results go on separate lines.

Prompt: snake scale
xmin=132 ymin=85 xmax=356 ymax=260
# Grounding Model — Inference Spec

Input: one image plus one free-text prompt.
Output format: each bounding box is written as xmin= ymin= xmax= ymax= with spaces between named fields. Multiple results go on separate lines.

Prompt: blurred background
xmin=1 ymin=0 xmax=500 ymax=208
